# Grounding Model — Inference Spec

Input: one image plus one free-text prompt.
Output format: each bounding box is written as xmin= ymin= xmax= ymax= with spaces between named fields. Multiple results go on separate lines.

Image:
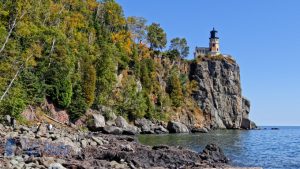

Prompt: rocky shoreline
xmin=0 ymin=118 xmax=263 ymax=169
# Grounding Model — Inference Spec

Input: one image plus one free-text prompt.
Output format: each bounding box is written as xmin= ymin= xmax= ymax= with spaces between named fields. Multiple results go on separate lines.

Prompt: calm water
xmin=138 ymin=126 xmax=300 ymax=169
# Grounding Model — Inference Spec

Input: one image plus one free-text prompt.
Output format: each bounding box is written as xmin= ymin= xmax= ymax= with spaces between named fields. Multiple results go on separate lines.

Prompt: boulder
xmin=103 ymin=126 xmax=123 ymax=135
xmin=36 ymin=124 xmax=48 ymax=137
xmin=88 ymin=114 xmax=106 ymax=131
xmin=154 ymin=126 xmax=169 ymax=134
xmin=115 ymin=116 xmax=128 ymax=128
xmin=135 ymin=118 xmax=154 ymax=134
xmin=167 ymin=121 xmax=189 ymax=133
xmin=123 ymin=125 xmax=140 ymax=135
xmin=240 ymin=118 xmax=250 ymax=129
xmin=250 ymin=121 xmax=258 ymax=129
xmin=200 ymin=144 xmax=229 ymax=163
xmin=115 ymin=116 xmax=140 ymax=135
xmin=5 ymin=115 xmax=11 ymax=125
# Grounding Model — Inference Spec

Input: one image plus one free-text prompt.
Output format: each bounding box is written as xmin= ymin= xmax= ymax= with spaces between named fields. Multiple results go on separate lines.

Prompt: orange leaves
xmin=138 ymin=43 xmax=151 ymax=59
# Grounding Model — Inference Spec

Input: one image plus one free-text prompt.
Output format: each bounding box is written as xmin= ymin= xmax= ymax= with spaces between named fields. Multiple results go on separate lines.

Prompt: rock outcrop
xmin=190 ymin=57 xmax=256 ymax=129
xmin=167 ymin=121 xmax=189 ymax=133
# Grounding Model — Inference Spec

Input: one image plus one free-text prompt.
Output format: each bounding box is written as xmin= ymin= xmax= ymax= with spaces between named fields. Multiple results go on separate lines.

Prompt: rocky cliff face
xmin=189 ymin=57 xmax=256 ymax=129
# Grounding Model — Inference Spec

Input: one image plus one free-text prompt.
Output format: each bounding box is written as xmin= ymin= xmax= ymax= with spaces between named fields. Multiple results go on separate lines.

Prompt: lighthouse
xmin=209 ymin=28 xmax=220 ymax=56
xmin=194 ymin=28 xmax=221 ymax=58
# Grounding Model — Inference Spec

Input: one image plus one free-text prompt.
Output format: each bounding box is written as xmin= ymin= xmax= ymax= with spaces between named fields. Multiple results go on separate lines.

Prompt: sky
xmin=116 ymin=0 xmax=300 ymax=126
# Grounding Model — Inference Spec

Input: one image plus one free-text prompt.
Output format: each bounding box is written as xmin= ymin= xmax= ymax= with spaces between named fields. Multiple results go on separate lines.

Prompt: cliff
xmin=189 ymin=56 xmax=256 ymax=129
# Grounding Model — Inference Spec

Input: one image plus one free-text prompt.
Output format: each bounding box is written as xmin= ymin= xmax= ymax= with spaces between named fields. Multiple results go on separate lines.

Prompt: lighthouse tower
xmin=194 ymin=28 xmax=221 ymax=59
xmin=209 ymin=28 xmax=220 ymax=56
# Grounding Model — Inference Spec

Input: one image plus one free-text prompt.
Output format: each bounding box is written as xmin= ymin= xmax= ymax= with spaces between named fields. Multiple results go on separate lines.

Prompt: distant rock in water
xmin=190 ymin=57 xmax=256 ymax=129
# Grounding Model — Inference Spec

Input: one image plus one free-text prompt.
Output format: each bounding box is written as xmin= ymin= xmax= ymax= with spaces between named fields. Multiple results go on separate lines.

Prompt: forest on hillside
xmin=0 ymin=0 xmax=200 ymax=123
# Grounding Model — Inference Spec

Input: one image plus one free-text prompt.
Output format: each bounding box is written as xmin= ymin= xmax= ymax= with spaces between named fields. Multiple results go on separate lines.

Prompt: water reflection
xmin=138 ymin=127 xmax=300 ymax=169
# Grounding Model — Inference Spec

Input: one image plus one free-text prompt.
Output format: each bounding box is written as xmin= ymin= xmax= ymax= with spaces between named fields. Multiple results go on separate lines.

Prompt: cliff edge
xmin=190 ymin=56 xmax=256 ymax=129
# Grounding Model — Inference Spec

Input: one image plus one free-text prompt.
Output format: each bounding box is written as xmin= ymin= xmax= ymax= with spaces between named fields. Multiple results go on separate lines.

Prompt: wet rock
xmin=200 ymin=144 xmax=229 ymax=163
xmin=152 ymin=145 xmax=169 ymax=150
xmin=191 ymin=127 xmax=209 ymax=133
xmin=154 ymin=125 xmax=169 ymax=134
xmin=167 ymin=121 xmax=189 ymax=133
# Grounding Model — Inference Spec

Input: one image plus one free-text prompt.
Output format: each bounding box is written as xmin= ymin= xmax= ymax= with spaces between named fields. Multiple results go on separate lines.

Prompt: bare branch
xmin=0 ymin=11 xmax=26 ymax=55
xmin=0 ymin=54 xmax=33 ymax=102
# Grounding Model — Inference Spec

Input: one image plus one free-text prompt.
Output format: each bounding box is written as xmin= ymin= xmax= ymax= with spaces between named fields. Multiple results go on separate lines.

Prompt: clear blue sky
xmin=116 ymin=0 xmax=300 ymax=126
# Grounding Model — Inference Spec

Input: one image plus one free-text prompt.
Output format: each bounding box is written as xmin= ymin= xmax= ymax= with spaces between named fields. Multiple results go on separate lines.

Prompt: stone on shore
xmin=87 ymin=113 xmax=106 ymax=131
xmin=167 ymin=121 xmax=189 ymax=133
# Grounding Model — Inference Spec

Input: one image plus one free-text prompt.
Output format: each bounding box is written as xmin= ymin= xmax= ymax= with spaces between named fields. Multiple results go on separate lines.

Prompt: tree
xmin=116 ymin=76 xmax=147 ymax=121
xmin=163 ymin=49 xmax=180 ymax=60
xmin=127 ymin=16 xmax=147 ymax=43
xmin=169 ymin=37 xmax=189 ymax=59
xmin=147 ymin=23 xmax=167 ymax=50
xmin=82 ymin=64 xmax=96 ymax=107
xmin=167 ymin=70 xmax=183 ymax=107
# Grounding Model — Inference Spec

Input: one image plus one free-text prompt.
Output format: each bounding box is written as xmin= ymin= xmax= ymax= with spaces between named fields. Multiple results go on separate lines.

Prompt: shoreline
xmin=0 ymin=122 xmax=263 ymax=169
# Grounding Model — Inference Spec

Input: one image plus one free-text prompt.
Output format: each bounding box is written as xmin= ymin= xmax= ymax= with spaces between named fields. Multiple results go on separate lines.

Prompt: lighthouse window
xmin=213 ymin=44 xmax=216 ymax=47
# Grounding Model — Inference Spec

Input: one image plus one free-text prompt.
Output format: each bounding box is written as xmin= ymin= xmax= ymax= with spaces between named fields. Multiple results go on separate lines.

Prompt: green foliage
xmin=0 ymin=83 xmax=27 ymax=119
xmin=82 ymin=64 xmax=96 ymax=107
xmin=0 ymin=0 xmax=197 ymax=123
xmin=127 ymin=16 xmax=147 ymax=43
xmin=95 ymin=43 xmax=117 ymax=106
xmin=147 ymin=23 xmax=167 ymax=50
xmin=164 ymin=49 xmax=180 ymax=60
xmin=167 ymin=70 xmax=184 ymax=107
xmin=68 ymin=82 xmax=88 ymax=122
xmin=169 ymin=37 xmax=189 ymax=58
xmin=116 ymin=76 xmax=147 ymax=121
xmin=140 ymin=58 xmax=155 ymax=92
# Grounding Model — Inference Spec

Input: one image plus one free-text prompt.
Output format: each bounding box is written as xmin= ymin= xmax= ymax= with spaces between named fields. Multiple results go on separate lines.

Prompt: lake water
xmin=138 ymin=126 xmax=300 ymax=169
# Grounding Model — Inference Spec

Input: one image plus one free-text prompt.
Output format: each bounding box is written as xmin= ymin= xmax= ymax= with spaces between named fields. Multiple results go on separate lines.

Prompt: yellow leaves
xmin=21 ymin=43 xmax=43 ymax=67
xmin=0 ymin=10 xmax=9 ymax=17
xmin=87 ymin=0 xmax=98 ymax=10
xmin=111 ymin=30 xmax=133 ymax=55
xmin=16 ymin=21 xmax=39 ymax=36
xmin=138 ymin=43 xmax=151 ymax=59
xmin=65 ymin=13 xmax=86 ymax=29
xmin=50 ymin=2 xmax=63 ymax=15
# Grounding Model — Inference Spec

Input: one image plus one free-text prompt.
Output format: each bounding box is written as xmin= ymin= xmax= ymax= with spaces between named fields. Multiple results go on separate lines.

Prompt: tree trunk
xmin=0 ymin=55 xmax=33 ymax=102
xmin=0 ymin=12 xmax=26 ymax=55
